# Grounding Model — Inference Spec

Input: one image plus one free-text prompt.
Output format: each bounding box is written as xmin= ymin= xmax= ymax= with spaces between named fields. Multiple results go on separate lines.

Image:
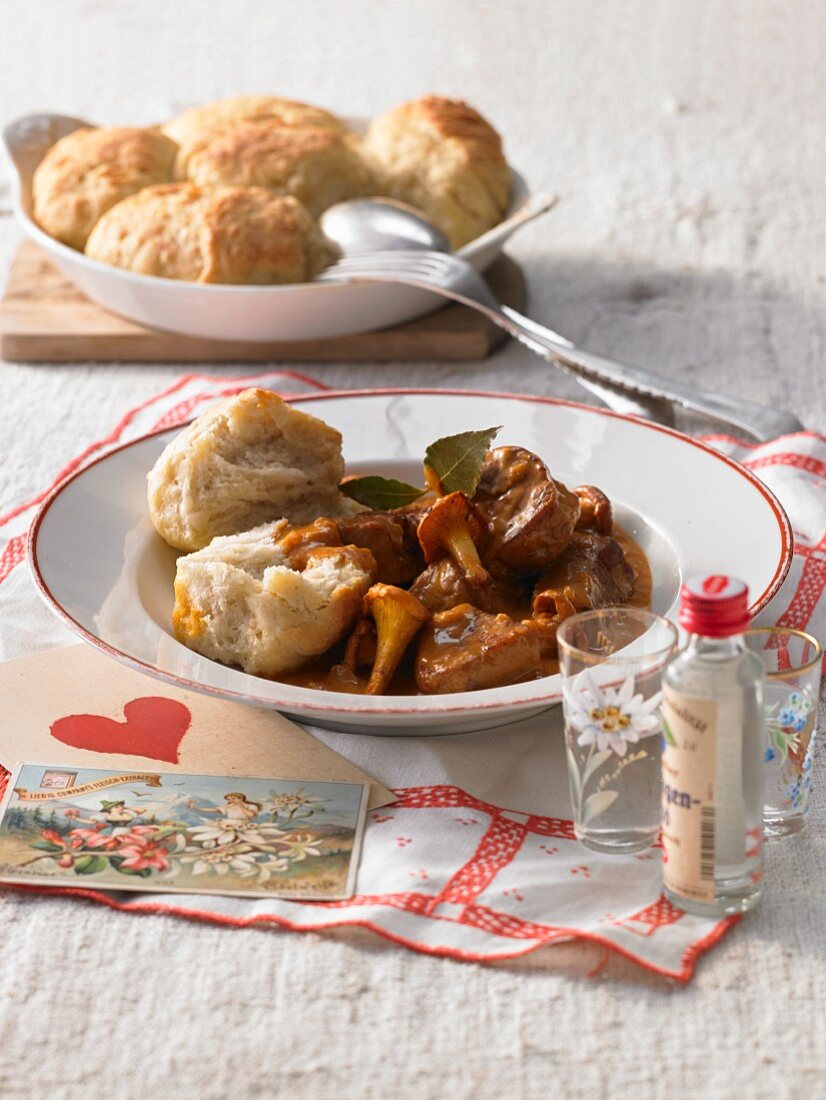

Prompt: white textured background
xmin=1 ymin=2 xmax=825 ymax=1097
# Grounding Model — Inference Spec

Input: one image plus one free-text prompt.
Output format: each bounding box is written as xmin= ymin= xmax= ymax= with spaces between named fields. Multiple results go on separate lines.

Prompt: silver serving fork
xmin=319 ymin=249 xmax=802 ymax=441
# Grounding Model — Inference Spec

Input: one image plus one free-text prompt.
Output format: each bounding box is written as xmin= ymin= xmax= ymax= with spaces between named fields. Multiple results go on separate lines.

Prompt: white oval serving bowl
xmin=2 ymin=112 xmax=540 ymax=342
xmin=28 ymin=390 xmax=793 ymax=736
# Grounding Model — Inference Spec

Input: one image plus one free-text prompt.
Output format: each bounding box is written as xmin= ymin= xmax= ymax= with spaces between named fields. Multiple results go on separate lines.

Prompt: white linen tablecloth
xmin=3 ymin=371 xmax=817 ymax=983
xmin=1 ymin=2 xmax=825 ymax=1096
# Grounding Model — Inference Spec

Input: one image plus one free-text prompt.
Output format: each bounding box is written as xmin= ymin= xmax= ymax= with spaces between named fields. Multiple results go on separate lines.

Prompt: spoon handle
xmin=470 ymin=192 xmax=560 ymax=247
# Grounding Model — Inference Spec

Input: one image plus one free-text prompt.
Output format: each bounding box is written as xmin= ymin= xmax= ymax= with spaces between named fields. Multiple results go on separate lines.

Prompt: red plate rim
xmin=27 ymin=387 xmax=794 ymax=718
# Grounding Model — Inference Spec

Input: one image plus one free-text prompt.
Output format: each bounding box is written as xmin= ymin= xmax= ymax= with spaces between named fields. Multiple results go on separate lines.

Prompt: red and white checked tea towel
xmin=1 ymin=372 xmax=823 ymax=982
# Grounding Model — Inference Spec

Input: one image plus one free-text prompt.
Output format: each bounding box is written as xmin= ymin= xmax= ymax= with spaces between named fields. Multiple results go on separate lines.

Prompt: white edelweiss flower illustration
xmin=237 ymin=855 xmax=292 ymax=882
xmin=564 ymin=668 xmax=662 ymax=756
xmin=264 ymin=788 xmax=326 ymax=821
xmin=179 ymin=844 xmax=259 ymax=877
xmin=188 ymin=820 xmax=287 ymax=849
xmin=188 ymin=821 xmax=244 ymax=847
xmin=282 ymin=834 xmax=323 ymax=862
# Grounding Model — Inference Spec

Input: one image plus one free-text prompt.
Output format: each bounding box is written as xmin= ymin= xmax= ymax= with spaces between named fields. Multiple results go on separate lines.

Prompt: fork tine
xmin=330 ymin=249 xmax=452 ymax=265
xmin=323 ymin=264 xmax=448 ymax=281
xmin=317 ymin=269 xmax=443 ymax=285
xmin=326 ymin=254 xmax=446 ymax=270
xmin=322 ymin=251 xmax=455 ymax=279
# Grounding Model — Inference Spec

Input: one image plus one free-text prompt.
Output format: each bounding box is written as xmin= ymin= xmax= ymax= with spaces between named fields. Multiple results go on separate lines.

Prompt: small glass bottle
xmin=661 ymin=575 xmax=765 ymax=916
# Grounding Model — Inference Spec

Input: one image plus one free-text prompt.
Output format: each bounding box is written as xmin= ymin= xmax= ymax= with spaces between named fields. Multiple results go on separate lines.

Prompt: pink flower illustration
xmin=40 ymin=829 xmax=65 ymax=847
xmin=116 ymin=835 xmax=170 ymax=872
xmin=68 ymin=827 xmax=120 ymax=850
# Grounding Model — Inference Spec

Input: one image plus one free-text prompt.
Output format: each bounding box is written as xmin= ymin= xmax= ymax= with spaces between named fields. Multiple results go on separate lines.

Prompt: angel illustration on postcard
xmin=0 ymin=765 xmax=368 ymax=900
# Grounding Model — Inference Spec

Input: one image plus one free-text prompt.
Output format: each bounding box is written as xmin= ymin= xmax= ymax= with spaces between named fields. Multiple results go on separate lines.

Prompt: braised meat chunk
xmin=410 ymin=557 xmax=533 ymax=619
xmin=415 ymin=604 xmax=543 ymax=694
xmin=474 ymin=446 xmax=580 ymax=571
xmin=336 ymin=510 xmax=424 ymax=586
xmin=532 ymin=531 xmax=637 ymax=620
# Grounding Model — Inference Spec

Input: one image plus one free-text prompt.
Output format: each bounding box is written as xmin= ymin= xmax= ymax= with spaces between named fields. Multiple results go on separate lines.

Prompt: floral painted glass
xmin=744 ymin=627 xmax=822 ymax=837
xmin=559 ymin=609 xmax=678 ymax=854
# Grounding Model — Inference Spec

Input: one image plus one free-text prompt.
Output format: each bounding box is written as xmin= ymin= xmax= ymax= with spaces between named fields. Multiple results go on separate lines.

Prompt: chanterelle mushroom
xmin=416 ymin=491 xmax=490 ymax=586
xmin=363 ymin=583 xmax=431 ymax=695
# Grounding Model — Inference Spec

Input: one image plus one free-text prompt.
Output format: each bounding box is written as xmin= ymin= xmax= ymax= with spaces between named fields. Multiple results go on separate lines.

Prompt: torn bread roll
xmin=173 ymin=521 xmax=376 ymax=675
xmin=147 ymin=388 xmax=361 ymax=552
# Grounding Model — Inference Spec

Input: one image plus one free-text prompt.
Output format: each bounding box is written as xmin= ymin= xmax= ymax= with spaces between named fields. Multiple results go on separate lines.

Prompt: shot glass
xmin=744 ymin=627 xmax=822 ymax=837
xmin=558 ymin=608 xmax=678 ymax=854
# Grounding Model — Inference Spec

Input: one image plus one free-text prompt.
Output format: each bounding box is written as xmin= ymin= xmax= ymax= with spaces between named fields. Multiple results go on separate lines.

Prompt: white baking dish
xmin=3 ymin=112 xmax=544 ymax=342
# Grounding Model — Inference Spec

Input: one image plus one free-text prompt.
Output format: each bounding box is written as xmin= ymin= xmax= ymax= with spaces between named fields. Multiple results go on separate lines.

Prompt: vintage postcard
xmin=0 ymin=764 xmax=369 ymax=901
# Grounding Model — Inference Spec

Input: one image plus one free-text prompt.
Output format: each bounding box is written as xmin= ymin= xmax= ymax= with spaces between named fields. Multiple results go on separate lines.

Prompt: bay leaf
xmin=424 ymin=426 xmax=501 ymax=496
xmin=340 ymin=476 xmax=426 ymax=510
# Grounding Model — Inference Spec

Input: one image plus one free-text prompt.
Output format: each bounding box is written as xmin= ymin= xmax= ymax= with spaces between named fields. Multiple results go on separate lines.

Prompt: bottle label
xmin=661 ymin=686 xmax=718 ymax=903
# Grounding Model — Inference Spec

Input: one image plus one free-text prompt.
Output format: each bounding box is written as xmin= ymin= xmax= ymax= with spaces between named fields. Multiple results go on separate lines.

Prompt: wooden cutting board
xmin=0 ymin=241 xmax=526 ymax=363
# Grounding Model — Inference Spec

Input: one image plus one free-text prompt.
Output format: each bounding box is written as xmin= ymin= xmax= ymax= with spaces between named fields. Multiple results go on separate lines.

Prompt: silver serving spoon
xmin=319 ymin=199 xmax=803 ymax=440
xmin=321 ymin=198 xmax=454 ymax=255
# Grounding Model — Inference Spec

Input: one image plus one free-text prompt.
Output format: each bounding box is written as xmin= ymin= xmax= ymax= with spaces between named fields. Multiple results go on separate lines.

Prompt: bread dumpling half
xmin=148 ymin=388 xmax=361 ymax=552
xmin=362 ymin=95 xmax=510 ymax=248
xmin=173 ymin=521 xmax=375 ymax=676
xmin=32 ymin=126 xmax=177 ymax=250
xmin=85 ymin=184 xmax=336 ymax=284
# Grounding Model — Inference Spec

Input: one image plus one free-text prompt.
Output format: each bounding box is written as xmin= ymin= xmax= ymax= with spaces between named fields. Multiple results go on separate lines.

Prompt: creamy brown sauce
xmin=614 ymin=524 xmax=653 ymax=610
xmin=273 ymin=524 xmax=653 ymax=697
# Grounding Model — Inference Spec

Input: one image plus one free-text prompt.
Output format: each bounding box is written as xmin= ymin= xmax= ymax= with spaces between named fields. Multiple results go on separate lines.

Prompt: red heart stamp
xmin=50 ymin=697 xmax=191 ymax=764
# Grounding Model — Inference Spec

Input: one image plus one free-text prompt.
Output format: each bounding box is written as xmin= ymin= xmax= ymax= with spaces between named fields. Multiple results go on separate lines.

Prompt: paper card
xmin=0 ymin=763 xmax=368 ymax=900
xmin=0 ymin=646 xmax=393 ymax=809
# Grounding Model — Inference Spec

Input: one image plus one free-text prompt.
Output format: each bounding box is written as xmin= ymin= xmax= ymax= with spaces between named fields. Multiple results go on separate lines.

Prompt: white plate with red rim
xmin=28 ymin=390 xmax=792 ymax=735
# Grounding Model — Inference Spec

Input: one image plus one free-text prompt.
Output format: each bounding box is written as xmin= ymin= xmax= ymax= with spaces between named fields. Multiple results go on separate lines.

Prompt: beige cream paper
xmin=0 ymin=646 xmax=393 ymax=809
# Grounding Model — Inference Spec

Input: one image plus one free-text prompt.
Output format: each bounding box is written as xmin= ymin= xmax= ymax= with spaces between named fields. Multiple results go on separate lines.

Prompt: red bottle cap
xmin=679 ymin=574 xmax=751 ymax=637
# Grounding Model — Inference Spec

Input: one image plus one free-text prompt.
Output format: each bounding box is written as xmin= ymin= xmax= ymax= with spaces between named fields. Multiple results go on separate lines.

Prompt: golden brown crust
xmin=404 ymin=95 xmax=508 ymax=173
xmin=85 ymin=183 xmax=336 ymax=284
xmin=32 ymin=126 xmax=177 ymax=250
xmin=33 ymin=94 xmax=511 ymax=281
xmin=183 ymin=121 xmax=375 ymax=216
xmin=163 ymin=95 xmax=349 ymax=176
xmin=362 ymin=95 xmax=510 ymax=247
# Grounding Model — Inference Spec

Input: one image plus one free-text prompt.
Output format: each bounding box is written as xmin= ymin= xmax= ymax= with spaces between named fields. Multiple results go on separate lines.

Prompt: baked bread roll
xmin=182 ymin=122 xmax=375 ymax=217
xmin=148 ymin=388 xmax=360 ymax=552
xmin=173 ymin=521 xmax=375 ymax=675
xmin=362 ymin=96 xmax=510 ymax=248
xmin=163 ymin=95 xmax=348 ymax=175
xmin=32 ymin=126 xmax=177 ymax=250
xmin=85 ymin=184 xmax=335 ymax=284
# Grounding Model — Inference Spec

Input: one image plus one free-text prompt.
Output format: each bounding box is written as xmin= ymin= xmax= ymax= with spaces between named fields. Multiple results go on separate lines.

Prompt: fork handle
xmin=497 ymin=305 xmax=803 ymax=441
